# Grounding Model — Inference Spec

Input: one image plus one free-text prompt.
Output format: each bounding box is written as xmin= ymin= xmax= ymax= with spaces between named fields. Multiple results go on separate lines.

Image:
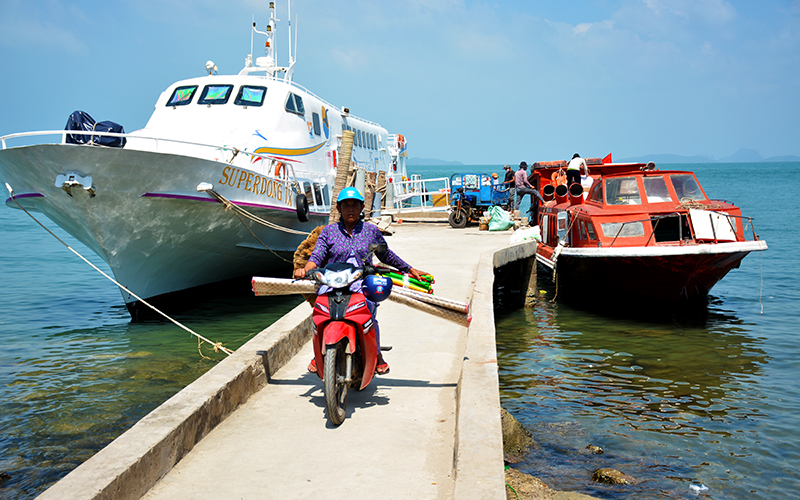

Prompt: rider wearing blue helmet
xmin=295 ymin=187 xmax=424 ymax=374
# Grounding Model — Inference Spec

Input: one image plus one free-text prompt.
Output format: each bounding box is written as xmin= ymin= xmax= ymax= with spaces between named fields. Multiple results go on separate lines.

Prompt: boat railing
xmin=1 ymin=129 xmax=258 ymax=158
xmin=384 ymin=176 xmax=451 ymax=215
xmin=606 ymin=211 xmax=759 ymax=248
xmin=0 ymin=129 xmax=319 ymax=194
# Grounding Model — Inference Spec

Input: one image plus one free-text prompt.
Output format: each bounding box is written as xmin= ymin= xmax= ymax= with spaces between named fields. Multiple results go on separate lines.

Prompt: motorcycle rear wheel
xmin=324 ymin=342 xmax=348 ymax=425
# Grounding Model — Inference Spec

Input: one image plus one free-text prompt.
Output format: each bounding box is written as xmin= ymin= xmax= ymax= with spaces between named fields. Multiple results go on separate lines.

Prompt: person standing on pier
xmin=514 ymin=162 xmax=544 ymax=212
xmin=294 ymin=187 xmax=424 ymax=375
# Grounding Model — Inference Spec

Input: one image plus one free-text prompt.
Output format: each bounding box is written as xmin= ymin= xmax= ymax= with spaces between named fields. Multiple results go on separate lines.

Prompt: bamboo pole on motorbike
xmin=329 ymin=129 xmax=355 ymax=224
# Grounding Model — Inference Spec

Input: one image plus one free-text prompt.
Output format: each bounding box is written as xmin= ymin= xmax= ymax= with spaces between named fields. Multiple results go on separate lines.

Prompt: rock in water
xmin=501 ymin=408 xmax=535 ymax=463
xmin=591 ymin=468 xmax=635 ymax=485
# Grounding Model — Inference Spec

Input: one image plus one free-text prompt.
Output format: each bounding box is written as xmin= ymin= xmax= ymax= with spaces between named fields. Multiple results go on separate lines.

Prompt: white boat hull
xmin=1 ymin=143 xmax=326 ymax=309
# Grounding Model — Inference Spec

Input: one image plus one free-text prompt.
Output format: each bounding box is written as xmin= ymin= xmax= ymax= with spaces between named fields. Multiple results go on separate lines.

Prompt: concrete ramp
xmin=38 ymin=223 xmax=537 ymax=500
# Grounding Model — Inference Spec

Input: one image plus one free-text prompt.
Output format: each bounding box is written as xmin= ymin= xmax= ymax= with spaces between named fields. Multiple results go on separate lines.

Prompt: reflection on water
xmin=0 ymin=291 xmax=302 ymax=499
xmin=496 ymin=276 xmax=784 ymax=499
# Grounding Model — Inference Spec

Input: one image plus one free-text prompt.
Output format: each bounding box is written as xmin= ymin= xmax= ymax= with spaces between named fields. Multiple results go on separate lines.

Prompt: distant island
xmin=407 ymin=157 xmax=464 ymax=166
xmin=618 ymin=148 xmax=800 ymax=164
xmin=411 ymin=148 xmax=799 ymax=166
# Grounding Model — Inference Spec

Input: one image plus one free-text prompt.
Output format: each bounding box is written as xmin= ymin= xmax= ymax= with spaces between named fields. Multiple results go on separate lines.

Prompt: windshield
xmin=643 ymin=176 xmax=673 ymax=203
xmin=605 ymin=177 xmax=641 ymax=205
xmin=670 ymin=174 xmax=705 ymax=201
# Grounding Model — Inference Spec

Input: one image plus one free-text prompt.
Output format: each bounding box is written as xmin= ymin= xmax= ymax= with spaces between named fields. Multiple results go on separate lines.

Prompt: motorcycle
xmin=306 ymin=243 xmax=393 ymax=425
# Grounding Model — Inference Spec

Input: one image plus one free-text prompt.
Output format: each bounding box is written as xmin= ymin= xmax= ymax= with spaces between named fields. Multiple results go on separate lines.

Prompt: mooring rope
xmin=5 ymin=184 xmax=233 ymax=356
xmin=202 ymin=188 xmax=309 ymax=264
xmin=204 ymin=188 xmax=310 ymax=235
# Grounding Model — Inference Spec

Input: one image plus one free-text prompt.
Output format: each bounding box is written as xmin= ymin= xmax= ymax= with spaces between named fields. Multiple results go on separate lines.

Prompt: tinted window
xmin=294 ymin=94 xmax=305 ymax=114
xmin=312 ymin=112 xmax=321 ymax=135
xmin=235 ymin=86 xmax=267 ymax=106
xmin=166 ymin=85 xmax=198 ymax=106
xmin=198 ymin=85 xmax=233 ymax=105
xmin=285 ymin=92 xmax=305 ymax=115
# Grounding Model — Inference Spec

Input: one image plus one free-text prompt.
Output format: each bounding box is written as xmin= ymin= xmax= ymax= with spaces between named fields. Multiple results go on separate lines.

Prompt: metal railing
xmin=598 ymin=211 xmax=759 ymax=248
xmin=386 ymin=176 xmax=451 ymax=214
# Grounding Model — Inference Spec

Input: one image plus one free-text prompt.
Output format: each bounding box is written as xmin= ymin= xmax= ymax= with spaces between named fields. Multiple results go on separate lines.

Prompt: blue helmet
xmin=362 ymin=274 xmax=393 ymax=302
xmin=337 ymin=187 xmax=364 ymax=203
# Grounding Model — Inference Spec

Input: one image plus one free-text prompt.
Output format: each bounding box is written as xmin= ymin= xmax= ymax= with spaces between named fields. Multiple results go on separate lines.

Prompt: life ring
xmin=551 ymin=169 xmax=567 ymax=186
xmin=274 ymin=162 xmax=286 ymax=178
xmin=397 ymin=134 xmax=405 ymax=149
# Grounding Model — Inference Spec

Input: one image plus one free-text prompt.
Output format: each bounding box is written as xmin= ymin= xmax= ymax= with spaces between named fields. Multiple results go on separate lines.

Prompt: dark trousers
xmin=566 ymin=170 xmax=581 ymax=186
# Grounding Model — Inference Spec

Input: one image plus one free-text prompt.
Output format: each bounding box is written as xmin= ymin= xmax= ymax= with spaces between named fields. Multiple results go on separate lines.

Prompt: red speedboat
xmin=530 ymin=156 xmax=767 ymax=304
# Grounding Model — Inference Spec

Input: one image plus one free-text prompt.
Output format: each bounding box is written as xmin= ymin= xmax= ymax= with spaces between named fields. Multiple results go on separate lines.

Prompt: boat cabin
xmin=538 ymin=168 xmax=746 ymax=249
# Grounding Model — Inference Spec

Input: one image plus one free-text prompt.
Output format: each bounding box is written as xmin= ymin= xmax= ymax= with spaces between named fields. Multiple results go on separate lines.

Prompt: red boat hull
xmin=537 ymin=247 xmax=753 ymax=303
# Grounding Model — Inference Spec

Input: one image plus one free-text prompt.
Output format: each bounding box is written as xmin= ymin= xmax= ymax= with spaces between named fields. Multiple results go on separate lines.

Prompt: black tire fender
xmin=296 ymin=193 xmax=309 ymax=222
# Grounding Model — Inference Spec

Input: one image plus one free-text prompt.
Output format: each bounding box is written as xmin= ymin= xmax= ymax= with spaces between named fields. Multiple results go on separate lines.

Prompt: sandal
xmin=308 ymin=358 xmax=317 ymax=373
xmin=375 ymin=356 xmax=390 ymax=375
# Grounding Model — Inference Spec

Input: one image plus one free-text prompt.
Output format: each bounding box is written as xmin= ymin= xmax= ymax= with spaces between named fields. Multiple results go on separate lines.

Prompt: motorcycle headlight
xmin=319 ymin=268 xmax=363 ymax=288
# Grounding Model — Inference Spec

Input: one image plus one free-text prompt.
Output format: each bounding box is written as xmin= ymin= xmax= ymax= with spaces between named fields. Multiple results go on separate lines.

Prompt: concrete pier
xmin=37 ymin=222 xmax=537 ymax=500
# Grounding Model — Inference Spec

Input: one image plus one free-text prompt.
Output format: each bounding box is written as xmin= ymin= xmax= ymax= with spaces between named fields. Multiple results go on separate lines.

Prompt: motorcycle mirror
xmin=367 ymin=243 xmax=387 ymax=256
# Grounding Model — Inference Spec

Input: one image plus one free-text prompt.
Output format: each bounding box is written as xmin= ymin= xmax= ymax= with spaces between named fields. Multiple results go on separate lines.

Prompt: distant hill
xmin=618 ymin=148 xmax=800 ymax=164
xmin=407 ymin=157 xmax=464 ymax=166
xmin=617 ymin=154 xmax=716 ymax=164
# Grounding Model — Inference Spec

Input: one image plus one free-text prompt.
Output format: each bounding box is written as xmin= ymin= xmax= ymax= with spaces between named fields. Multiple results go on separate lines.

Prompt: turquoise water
xmin=496 ymin=162 xmax=798 ymax=499
xmin=0 ymin=205 xmax=301 ymax=498
xmin=412 ymin=162 xmax=799 ymax=498
xmin=1 ymin=162 xmax=797 ymax=499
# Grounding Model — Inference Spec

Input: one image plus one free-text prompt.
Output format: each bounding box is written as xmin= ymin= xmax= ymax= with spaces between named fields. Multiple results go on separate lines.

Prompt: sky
xmin=0 ymin=0 xmax=798 ymax=164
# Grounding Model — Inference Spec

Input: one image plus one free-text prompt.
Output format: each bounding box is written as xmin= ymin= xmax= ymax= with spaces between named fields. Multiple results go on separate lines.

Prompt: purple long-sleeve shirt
xmin=309 ymin=221 xmax=411 ymax=293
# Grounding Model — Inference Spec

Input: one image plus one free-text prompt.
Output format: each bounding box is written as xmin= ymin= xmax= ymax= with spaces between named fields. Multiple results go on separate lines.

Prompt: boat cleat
xmin=56 ymin=172 xmax=95 ymax=198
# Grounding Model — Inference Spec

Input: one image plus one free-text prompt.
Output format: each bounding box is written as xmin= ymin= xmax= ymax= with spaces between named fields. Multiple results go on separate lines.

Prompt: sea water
xmin=492 ymin=161 xmax=798 ymax=499
xmin=1 ymin=162 xmax=797 ymax=499
xmin=0 ymin=205 xmax=301 ymax=499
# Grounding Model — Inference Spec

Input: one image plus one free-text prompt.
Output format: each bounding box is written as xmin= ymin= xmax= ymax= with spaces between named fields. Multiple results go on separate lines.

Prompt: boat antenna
xmin=288 ymin=0 xmax=293 ymax=65
xmin=249 ymin=14 xmax=254 ymax=66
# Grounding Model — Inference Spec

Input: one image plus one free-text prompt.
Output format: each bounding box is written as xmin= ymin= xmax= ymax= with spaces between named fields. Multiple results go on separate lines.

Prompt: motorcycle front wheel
xmin=324 ymin=342 xmax=348 ymax=425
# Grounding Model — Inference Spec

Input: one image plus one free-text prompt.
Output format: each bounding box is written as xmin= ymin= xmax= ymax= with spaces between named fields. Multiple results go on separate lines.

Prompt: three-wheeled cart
xmin=447 ymin=173 xmax=513 ymax=228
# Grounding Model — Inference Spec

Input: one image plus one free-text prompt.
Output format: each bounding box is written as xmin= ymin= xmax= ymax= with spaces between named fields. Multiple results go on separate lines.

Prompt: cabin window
xmin=643 ymin=176 xmax=672 ymax=203
xmin=234 ymin=86 xmax=267 ymax=106
xmin=585 ymin=221 xmax=597 ymax=240
xmin=372 ymin=133 xmax=377 ymax=150
xmin=285 ymin=92 xmax=305 ymax=115
xmin=578 ymin=220 xmax=588 ymax=240
xmin=650 ymin=214 xmax=691 ymax=242
xmin=198 ymin=85 xmax=234 ymax=105
xmin=312 ymin=112 xmax=321 ymax=135
xmin=605 ymin=177 xmax=641 ymax=205
xmin=601 ymin=221 xmax=645 ymax=238
xmin=312 ymin=182 xmax=329 ymax=206
xmin=670 ymin=174 xmax=704 ymax=201
xmin=166 ymin=85 xmax=198 ymax=106
xmin=588 ymin=182 xmax=603 ymax=203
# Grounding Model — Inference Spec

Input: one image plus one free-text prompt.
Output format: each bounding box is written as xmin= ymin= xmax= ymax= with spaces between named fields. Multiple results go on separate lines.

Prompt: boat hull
xmin=536 ymin=241 xmax=767 ymax=304
xmin=0 ymin=144 xmax=326 ymax=311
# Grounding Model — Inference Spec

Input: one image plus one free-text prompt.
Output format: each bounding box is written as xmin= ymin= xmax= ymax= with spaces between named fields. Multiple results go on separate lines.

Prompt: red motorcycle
xmin=306 ymin=244 xmax=392 ymax=425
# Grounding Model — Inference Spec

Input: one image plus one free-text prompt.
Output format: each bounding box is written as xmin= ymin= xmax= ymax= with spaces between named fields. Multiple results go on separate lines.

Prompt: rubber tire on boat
xmin=448 ymin=208 xmax=469 ymax=229
xmin=324 ymin=342 xmax=348 ymax=426
xmin=296 ymin=193 xmax=309 ymax=222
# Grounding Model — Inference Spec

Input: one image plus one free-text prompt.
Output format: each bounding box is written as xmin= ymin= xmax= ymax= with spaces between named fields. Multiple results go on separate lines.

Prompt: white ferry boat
xmin=0 ymin=1 xmax=408 ymax=316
